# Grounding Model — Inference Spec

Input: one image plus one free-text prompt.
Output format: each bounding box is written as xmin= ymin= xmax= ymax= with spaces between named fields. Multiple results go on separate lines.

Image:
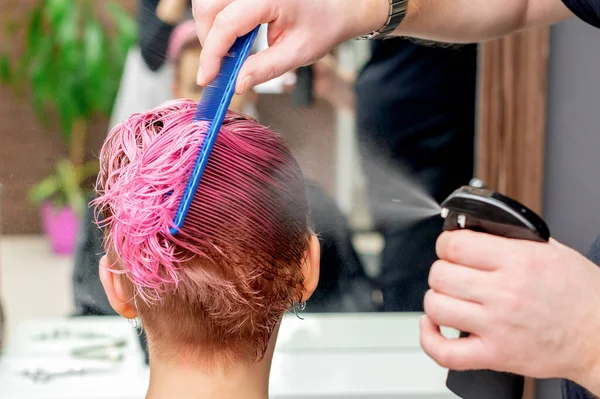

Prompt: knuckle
xmin=193 ymin=0 xmax=214 ymax=15
xmin=428 ymin=261 xmax=445 ymax=290
xmin=504 ymin=291 xmax=522 ymax=315
xmin=435 ymin=347 xmax=456 ymax=369
xmin=445 ymin=234 xmax=464 ymax=261
xmin=423 ymin=290 xmax=440 ymax=319
xmin=487 ymin=343 xmax=508 ymax=366
xmin=213 ymin=11 xmax=233 ymax=31
xmin=263 ymin=62 xmax=278 ymax=82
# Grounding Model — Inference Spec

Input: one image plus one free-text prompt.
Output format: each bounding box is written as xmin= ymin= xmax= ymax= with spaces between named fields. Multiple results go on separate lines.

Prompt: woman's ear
xmin=300 ymin=234 xmax=320 ymax=302
xmin=98 ymin=255 xmax=138 ymax=319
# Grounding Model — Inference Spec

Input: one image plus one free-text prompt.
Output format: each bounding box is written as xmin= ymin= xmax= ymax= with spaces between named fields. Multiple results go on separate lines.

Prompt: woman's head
xmin=168 ymin=20 xmax=255 ymax=110
xmin=94 ymin=99 xmax=319 ymax=367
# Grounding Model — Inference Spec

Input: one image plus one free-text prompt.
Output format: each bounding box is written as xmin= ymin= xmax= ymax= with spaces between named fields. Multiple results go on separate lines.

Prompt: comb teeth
xmin=170 ymin=26 xmax=260 ymax=236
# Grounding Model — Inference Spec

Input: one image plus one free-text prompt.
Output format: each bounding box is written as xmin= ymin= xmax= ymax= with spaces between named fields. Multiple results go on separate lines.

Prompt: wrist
xmin=568 ymin=294 xmax=600 ymax=395
xmin=343 ymin=0 xmax=389 ymax=39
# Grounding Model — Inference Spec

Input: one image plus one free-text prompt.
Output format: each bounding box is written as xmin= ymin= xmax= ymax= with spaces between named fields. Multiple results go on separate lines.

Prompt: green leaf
xmin=0 ymin=53 xmax=11 ymax=83
xmin=107 ymin=0 xmax=137 ymax=43
xmin=56 ymin=88 xmax=76 ymax=143
xmin=55 ymin=7 xmax=79 ymax=69
xmin=83 ymin=19 xmax=103 ymax=73
xmin=56 ymin=158 xmax=85 ymax=217
xmin=29 ymin=176 xmax=60 ymax=204
xmin=45 ymin=0 xmax=69 ymax=27
xmin=76 ymin=160 xmax=100 ymax=184
xmin=4 ymin=0 xmax=136 ymax=196
xmin=25 ymin=5 xmax=43 ymax=56
xmin=82 ymin=15 xmax=106 ymax=112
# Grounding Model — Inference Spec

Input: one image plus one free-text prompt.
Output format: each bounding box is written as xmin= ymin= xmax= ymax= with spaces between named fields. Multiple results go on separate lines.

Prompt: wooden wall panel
xmin=476 ymin=27 xmax=550 ymax=214
xmin=476 ymin=27 xmax=550 ymax=399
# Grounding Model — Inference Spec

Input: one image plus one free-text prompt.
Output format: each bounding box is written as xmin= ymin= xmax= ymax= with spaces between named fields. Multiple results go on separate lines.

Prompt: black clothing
xmin=138 ymin=0 xmax=176 ymax=70
xmin=354 ymin=38 xmax=477 ymax=311
xmin=561 ymin=235 xmax=600 ymax=398
xmin=561 ymin=0 xmax=600 ymax=28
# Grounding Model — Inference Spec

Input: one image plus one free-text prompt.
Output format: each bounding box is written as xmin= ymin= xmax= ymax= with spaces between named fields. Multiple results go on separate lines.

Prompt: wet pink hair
xmin=94 ymin=99 xmax=311 ymax=364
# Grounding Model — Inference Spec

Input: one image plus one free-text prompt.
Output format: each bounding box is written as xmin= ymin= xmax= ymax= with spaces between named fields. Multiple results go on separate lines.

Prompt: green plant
xmin=29 ymin=158 xmax=99 ymax=216
xmin=1 ymin=0 xmax=137 ymax=216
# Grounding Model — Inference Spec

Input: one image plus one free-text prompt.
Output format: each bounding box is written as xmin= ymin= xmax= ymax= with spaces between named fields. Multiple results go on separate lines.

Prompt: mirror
xmin=0 ymin=0 xmax=484 ymax=398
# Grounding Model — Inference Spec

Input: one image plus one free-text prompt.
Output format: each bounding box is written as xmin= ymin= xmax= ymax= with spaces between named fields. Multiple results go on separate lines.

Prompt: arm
xmin=139 ymin=0 xmax=189 ymax=71
xmin=393 ymin=0 xmax=574 ymax=42
xmin=193 ymin=0 xmax=575 ymax=90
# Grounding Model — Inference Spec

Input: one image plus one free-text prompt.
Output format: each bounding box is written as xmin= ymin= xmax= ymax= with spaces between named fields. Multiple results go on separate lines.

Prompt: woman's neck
xmin=145 ymin=352 xmax=272 ymax=399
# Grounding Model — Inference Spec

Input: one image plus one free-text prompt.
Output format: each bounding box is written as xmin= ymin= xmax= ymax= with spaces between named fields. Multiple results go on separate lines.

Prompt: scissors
xmin=70 ymin=338 xmax=128 ymax=362
xmin=20 ymin=367 xmax=112 ymax=383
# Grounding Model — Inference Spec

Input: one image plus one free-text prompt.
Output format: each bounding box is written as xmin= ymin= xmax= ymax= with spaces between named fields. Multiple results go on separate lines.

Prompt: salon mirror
xmin=2 ymin=0 xmax=561 ymax=398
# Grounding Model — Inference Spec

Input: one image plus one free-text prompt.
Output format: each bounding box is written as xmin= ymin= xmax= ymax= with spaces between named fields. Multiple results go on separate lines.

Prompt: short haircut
xmin=94 ymin=99 xmax=311 ymax=366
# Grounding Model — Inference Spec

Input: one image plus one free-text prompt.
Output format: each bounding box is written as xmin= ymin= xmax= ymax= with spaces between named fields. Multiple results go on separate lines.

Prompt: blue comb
xmin=170 ymin=26 xmax=260 ymax=235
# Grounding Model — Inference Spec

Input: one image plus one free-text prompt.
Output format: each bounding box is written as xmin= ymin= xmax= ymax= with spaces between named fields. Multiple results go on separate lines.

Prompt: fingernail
xmin=237 ymin=75 xmax=254 ymax=94
xmin=197 ymin=67 xmax=204 ymax=85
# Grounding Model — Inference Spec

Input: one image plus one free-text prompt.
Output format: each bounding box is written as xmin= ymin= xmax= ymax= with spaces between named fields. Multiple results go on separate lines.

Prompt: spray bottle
xmin=439 ymin=184 xmax=550 ymax=399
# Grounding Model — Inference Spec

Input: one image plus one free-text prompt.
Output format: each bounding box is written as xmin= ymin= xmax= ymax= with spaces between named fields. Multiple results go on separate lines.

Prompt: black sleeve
xmin=561 ymin=0 xmax=600 ymax=28
xmin=138 ymin=0 xmax=176 ymax=71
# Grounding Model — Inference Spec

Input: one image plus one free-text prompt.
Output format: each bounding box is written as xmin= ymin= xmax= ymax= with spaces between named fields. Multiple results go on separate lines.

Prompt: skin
xmin=100 ymin=234 xmax=320 ymax=399
xmin=186 ymin=0 xmax=600 ymax=392
xmin=191 ymin=0 xmax=573 ymax=92
xmin=425 ymin=230 xmax=600 ymax=394
xmin=173 ymin=46 xmax=257 ymax=112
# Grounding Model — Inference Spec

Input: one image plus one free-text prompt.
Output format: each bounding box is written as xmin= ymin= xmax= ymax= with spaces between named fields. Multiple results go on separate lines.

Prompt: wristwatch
xmin=358 ymin=0 xmax=408 ymax=39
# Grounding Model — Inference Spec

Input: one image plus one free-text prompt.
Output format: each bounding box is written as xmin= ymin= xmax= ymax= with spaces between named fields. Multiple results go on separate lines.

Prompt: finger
xmin=199 ymin=0 xmax=277 ymax=85
xmin=234 ymin=43 xmax=306 ymax=93
xmin=436 ymin=230 xmax=526 ymax=271
xmin=428 ymin=260 xmax=491 ymax=303
xmin=423 ymin=289 xmax=489 ymax=335
xmin=192 ymin=0 xmax=235 ymax=84
xmin=420 ymin=315 xmax=490 ymax=371
xmin=192 ymin=0 xmax=233 ymax=45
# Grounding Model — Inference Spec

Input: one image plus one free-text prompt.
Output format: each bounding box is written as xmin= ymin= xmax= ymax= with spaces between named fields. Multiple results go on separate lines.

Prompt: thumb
xmin=236 ymin=44 xmax=308 ymax=94
xmin=420 ymin=315 xmax=490 ymax=371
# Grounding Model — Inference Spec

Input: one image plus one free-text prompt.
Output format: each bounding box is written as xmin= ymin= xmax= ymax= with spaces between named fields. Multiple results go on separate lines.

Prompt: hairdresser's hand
xmin=421 ymin=230 xmax=600 ymax=393
xmin=192 ymin=0 xmax=388 ymax=93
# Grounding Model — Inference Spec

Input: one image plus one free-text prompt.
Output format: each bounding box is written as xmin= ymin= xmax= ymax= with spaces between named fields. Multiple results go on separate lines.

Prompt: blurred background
xmin=0 ymin=0 xmax=599 ymax=398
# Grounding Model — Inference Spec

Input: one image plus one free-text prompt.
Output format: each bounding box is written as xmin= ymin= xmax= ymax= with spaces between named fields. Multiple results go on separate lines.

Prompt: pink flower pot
xmin=41 ymin=202 xmax=80 ymax=255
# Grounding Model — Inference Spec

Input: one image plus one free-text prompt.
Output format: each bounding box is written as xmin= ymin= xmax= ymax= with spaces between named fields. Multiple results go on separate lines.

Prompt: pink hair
xmin=167 ymin=20 xmax=199 ymax=61
xmin=94 ymin=99 xmax=310 ymax=364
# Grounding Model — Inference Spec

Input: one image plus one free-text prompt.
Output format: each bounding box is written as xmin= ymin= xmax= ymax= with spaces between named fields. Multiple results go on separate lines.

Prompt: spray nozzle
xmin=439 ymin=185 xmax=550 ymax=242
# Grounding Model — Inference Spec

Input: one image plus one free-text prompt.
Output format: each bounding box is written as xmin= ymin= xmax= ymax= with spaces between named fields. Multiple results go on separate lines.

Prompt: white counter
xmin=0 ymin=314 xmax=458 ymax=398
